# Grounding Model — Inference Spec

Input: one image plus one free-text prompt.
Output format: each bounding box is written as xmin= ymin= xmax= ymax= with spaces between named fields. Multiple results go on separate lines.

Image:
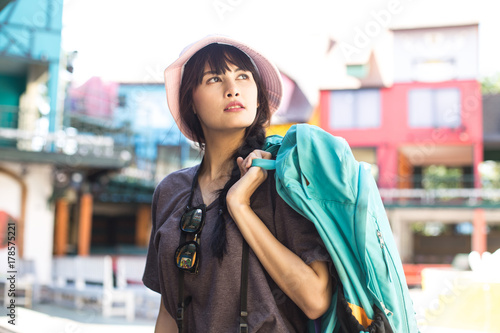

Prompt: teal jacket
xmin=253 ymin=124 xmax=419 ymax=333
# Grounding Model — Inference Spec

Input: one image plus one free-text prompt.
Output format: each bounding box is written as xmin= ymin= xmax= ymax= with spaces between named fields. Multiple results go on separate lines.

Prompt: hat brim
xmin=164 ymin=35 xmax=283 ymax=141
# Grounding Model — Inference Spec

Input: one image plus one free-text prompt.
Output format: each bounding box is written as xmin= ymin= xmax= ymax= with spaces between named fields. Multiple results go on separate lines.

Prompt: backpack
xmin=252 ymin=124 xmax=419 ymax=333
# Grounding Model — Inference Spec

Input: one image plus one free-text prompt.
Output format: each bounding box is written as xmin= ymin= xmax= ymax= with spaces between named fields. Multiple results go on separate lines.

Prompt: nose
xmin=225 ymin=80 xmax=240 ymax=98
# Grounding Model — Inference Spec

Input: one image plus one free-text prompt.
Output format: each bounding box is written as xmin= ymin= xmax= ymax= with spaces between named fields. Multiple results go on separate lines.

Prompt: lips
xmin=224 ymin=101 xmax=245 ymax=111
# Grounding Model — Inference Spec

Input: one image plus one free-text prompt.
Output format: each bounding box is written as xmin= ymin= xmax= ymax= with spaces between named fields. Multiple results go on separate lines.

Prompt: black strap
xmin=177 ymin=164 xmax=251 ymax=332
xmin=176 ymin=165 xmax=202 ymax=332
xmin=176 ymin=269 xmax=185 ymax=332
xmin=177 ymin=227 xmax=188 ymax=333
xmin=239 ymin=240 xmax=249 ymax=333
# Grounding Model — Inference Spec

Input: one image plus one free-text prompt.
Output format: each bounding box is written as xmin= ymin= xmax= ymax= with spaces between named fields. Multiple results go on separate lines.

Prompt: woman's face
xmin=192 ymin=61 xmax=258 ymax=140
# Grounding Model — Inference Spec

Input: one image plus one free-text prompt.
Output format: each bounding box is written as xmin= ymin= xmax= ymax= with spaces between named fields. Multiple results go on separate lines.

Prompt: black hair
xmin=179 ymin=43 xmax=272 ymax=260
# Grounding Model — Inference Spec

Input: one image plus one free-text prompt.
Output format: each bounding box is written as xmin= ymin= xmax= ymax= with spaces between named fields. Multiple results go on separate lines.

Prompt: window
xmin=346 ymin=64 xmax=370 ymax=78
xmin=329 ymin=89 xmax=381 ymax=129
xmin=118 ymin=95 xmax=127 ymax=107
xmin=408 ymin=88 xmax=461 ymax=128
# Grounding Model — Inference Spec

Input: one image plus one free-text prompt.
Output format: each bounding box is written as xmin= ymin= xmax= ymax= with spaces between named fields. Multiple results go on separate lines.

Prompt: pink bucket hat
xmin=164 ymin=35 xmax=283 ymax=141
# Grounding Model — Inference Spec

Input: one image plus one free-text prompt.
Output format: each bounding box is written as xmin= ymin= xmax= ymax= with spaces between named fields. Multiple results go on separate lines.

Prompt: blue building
xmin=115 ymin=83 xmax=200 ymax=179
xmin=0 ymin=0 xmax=62 ymax=138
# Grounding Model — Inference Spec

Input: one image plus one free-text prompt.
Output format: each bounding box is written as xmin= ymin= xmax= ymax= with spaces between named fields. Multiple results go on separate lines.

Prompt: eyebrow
xmin=202 ymin=67 xmax=246 ymax=77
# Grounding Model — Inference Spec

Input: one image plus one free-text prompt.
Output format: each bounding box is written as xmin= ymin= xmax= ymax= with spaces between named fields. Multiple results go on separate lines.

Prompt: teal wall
xmin=0 ymin=74 xmax=26 ymax=106
xmin=0 ymin=75 xmax=25 ymax=131
xmin=0 ymin=0 xmax=64 ymax=138
xmin=0 ymin=0 xmax=63 ymax=62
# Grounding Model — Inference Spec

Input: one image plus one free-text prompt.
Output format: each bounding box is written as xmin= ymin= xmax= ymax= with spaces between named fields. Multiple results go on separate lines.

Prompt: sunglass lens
xmin=176 ymin=243 xmax=198 ymax=271
xmin=181 ymin=208 xmax=203 ymax=233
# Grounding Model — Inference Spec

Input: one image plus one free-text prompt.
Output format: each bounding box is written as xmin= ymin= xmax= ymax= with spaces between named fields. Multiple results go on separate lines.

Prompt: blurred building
xmin=0 ymin=0 xmax=130 ymax=284
xmin=319 ymin=23 xmax=500 ymax=264
xmin=483 ymin=93 xmax=500 ymax=161
xmin=114 ymin=83 xmax=200 ymax=181
xmin=78 ymin=82 xmax=200 ymax=255
xmin=0 ymin=0 xmax=65 ymax=285
xmin=267 ymin=72 xmax=314 ymax=135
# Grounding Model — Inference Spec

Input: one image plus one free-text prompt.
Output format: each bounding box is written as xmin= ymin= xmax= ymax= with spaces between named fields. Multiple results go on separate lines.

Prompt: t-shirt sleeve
xmin=273 ymin=190 xmax=331 ymax=266
xmin=142 ymin=187 xmax=161 ymax=293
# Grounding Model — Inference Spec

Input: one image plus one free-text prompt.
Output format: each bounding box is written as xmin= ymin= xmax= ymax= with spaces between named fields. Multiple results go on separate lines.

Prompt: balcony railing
xmin=397 ymin=174 xmax=476 ymax=189
xmin=381 ymin=170 xmax=500 ymax=207
xmin=0 ymin=105 xmax=133 ymax=166
xmin=379 ymin=187 xmax=500 ymax=207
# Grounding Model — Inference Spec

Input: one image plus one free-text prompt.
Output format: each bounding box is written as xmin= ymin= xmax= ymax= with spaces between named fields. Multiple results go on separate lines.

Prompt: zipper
xmin=374 ymin=218 xmax=411 ymax=332
xmin=376 ymin=229 xmax=393 ymax=282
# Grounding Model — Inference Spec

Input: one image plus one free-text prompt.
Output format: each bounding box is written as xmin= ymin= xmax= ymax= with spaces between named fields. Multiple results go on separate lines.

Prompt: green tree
xmin=481 ymin=73 xmax=500 ymax=95
xmin=479 ymin=161 xmax=500 ymax=189
xmin=422 ymin=165 xmax=463 ymax=189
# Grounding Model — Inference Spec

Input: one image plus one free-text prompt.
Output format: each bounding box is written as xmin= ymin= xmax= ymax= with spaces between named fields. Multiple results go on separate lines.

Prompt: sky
xmin=61 ymin=0 xmax=500 ymax=102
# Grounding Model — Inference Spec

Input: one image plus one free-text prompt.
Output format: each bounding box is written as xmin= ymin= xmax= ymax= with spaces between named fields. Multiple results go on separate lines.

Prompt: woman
xmin=143 ymin=35 xmax=333 ymax=332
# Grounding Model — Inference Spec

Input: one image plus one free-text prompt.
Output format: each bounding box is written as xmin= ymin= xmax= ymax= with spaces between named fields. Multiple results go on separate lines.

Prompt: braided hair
xmin=178 ymin=43 xmax=271 ymax=260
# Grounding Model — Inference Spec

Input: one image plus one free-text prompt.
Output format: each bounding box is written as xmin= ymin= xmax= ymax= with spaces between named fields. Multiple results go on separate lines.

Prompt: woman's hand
xmin=226 ymin=149 xmax=273 ymax=208
xmin=226 ymin=149 xmax=332 ymax=320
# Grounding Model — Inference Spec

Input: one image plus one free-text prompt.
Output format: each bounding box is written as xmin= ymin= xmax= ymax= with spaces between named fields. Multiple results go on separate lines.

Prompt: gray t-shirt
xmin=143 ymin=165 xmax=331 ymax=332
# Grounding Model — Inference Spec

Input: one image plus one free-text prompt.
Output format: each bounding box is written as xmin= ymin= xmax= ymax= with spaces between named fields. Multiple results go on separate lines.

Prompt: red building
xmin=319 ymin=23 xmax=499 ymax=264
xmin=320 ymin=79 xmax=483 ymax=189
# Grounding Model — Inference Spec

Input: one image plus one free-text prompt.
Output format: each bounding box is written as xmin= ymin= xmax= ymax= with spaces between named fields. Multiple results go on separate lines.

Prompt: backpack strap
xmin=251 ymin=159 xmax=276 ymax=170
xmin=261 ymin=134 xmax=283 ymax=155
xmin=251 ymin=133 xmax=283 ymax=170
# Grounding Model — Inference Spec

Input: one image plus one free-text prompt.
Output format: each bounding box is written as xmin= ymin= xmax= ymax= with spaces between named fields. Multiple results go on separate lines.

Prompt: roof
xmin=318 ymin=32 xmax=394 ymax=90
xmin=390 ymin=22 xmax=479 ymax=31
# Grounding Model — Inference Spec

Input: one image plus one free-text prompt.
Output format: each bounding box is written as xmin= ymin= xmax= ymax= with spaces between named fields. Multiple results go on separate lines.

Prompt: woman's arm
xmin=226 ymin=151 xmax=333 ymax=320
xmin=155 ymin=297 xmax=178 ymax=333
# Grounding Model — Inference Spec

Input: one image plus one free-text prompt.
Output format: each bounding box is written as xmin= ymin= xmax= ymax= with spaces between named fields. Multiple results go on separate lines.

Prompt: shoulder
xmin=150 ymin=165 xmax=199 ymax=230
xmin=153 ymin=165 xmax=199 ymax=203
xmin=155 ymin=165 xmax=198 ymax=191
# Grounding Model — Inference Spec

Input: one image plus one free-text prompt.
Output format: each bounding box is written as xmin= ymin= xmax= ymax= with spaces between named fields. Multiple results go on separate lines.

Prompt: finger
xmin=245 ymin=152 xmax=258 ymax=169
xmin=251 ymin=150 xmax=272 ymax=160
xmin=257 ymin=150 xmax=272 ymax=160
xmin=239 ymin=150 xmax=273 ymax=174
xmin=240 ymin=152 xmax=252 ymax=170
xmin=238 ymin=163 xmax=268 ymax=187
xmin=237 ymin=157 xmax=246 ymax=176
xmin=246 ymin=162 xmax=268 ymax=181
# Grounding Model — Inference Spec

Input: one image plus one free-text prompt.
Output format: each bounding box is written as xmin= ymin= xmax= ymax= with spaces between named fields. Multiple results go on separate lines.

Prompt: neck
xmin=199 ymin=130 xmax=245 ymax=182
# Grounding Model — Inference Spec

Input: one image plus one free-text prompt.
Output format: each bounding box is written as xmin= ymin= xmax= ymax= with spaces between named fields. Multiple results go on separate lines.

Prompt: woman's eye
xmin=238 ymin=74 xmax=249 ymax=79
xmin=207 ymin=77 xmax=221 ymax=83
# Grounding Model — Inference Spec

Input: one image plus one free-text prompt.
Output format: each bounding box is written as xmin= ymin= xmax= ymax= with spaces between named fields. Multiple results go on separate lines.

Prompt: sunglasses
xmin=175 ymin=204 xmax=206 ymax=274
